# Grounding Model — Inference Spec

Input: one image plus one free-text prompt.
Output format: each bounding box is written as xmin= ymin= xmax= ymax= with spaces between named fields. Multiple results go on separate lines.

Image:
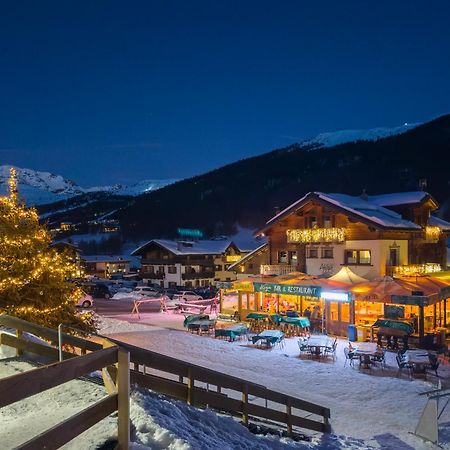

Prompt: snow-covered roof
xmin=317 ymin=192 xmax=421 ymax=229
xmin=132 ymin=239 xmax=237 ymax=257
xmin=429 ymin=216 xmax=450 ymax=231
xmin=82 ymin=255 xmax=130 ymax=263
xmin=367 ymin=192 xmax=431 ymax=207
xmin=257 ymin=191 xmax=423 ymax=235
xmin=227 ymin=243 xmax=268 ymax=271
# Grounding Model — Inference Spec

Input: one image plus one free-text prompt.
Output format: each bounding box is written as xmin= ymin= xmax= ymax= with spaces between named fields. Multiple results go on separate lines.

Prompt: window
xmin=345 ymin=250 xmax=371 ymax=265
xmin=322 ymin=247 xmax=334 ymax=259
xmin=359 ymin=250 xmax=371 ymax=264
xmin=308 ymin=216 xmax=318 ymax=228
xmin=289 ymin=251 xmax=298 ymax=265
xmin=323 ymin=216 xmax=332 ymax=228
xmin=215 ymin=264 xmax=223 ymax=271
xmin=168 ymin=282 xmax=177 ymax=288
xmin=168 ymin=266 xmax=177 ymax=274
xmin=278 ymin=251 xmax=288 ymax=263
xmin=147 ymin=266 xmax=155 ymax=274
xmin=307 ymin=247 xmax=318 ymax=258
xmin=158 ymin=266 xmax=165 ymax=273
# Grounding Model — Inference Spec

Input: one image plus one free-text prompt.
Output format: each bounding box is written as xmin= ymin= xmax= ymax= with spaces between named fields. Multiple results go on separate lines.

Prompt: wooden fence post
xmin=16 ymin=329 xmax=23 ymax=356
xmin=286 ymin=398 xmax=292 ymax=435
xmin=187 ymin=368 xmax=194 ymax=405
xmin=242 ymin=383 xmax=249 ymax=426
xmin=117 ymin=348 xmax=130 ymax=450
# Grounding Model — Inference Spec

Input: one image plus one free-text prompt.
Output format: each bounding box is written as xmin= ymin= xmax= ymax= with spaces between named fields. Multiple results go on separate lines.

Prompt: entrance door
xmin=389 ymin=248 xmax=399 ymax=266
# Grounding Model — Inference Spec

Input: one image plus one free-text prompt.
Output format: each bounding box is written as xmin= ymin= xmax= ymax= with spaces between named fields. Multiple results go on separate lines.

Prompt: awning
xmin=328 ymin=266 xmax=368 ymax=284
xmin=351 ymin=276 xmax=438 ymax=306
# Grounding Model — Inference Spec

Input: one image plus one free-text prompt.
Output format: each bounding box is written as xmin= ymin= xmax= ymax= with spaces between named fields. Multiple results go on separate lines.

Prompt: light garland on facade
xmin=425 ymin=226 xmax=442 ymax=241
xmin=286 ymin=227 xmax=345 ymax=243
xmin=393 ymin=263 xmax=442 ymax=276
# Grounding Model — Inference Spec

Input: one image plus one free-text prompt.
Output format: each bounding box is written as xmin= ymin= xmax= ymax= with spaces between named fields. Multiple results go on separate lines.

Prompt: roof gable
xmin=256 ymin=191 xmax=422 ymax=235
xmin=132 ymin=239 xmax=237 ymax=257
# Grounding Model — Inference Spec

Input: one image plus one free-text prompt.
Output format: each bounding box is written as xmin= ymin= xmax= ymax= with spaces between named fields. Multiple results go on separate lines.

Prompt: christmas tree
xmin=0 ymin=168 xmax=96 ymax=332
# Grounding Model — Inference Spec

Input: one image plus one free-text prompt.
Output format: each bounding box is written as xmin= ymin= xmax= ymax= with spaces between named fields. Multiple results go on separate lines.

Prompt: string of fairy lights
xmin=0 ymin=168 xmax=85 ymax=318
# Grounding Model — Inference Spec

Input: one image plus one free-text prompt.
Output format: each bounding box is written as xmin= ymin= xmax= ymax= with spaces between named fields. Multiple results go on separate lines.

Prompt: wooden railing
xmin=0 ymin=315 xmax=130 ymax=450
xmin=106 ymin=338 xmax=331 ymax=434
xmin=0 ymin=314 xmax=331 ymax=441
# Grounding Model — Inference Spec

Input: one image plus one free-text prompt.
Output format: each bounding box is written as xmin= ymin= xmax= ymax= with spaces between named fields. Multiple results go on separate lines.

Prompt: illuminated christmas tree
xmin=0 ymin=168 xmax=96 ymax=332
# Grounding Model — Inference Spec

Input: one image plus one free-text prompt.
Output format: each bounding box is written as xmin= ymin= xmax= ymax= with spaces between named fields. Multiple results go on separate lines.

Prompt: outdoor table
xmin=282 ymin=317 xmax=310 ymax=328
xmin=251 ymin=330 xmax=284 ymax=347
xmin=306 ymin=335 xmax=332 ymax=356
xmin=215 ymin=325 xmax=248 ymax=341
xmin=187 ymin=319 xmax=216 ymax=334
xmin=352 ymin=342 xmax=380 ymax=368
xmin=404 ymin=350 xmax=435 ymax=374
xmin=246 ymin=312 xmax=269 ymax=320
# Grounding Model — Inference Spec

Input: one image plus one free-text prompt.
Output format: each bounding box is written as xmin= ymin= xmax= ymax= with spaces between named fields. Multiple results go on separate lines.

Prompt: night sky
xmin=1 ymin=1 xmax=449 ymax=186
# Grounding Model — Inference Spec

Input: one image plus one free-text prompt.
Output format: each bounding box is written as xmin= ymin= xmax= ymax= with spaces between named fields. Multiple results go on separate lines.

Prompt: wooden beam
xmin=0 ymin=333 xmax=75 ymax=361
xmin=117 ymin=348 xmax=130 ymax=450
xmin=0 ymin=346 xmax=118 ymax=409
xmin=0 ymin=315 xmax=102 ymax=352
xmin=17 ymin=394 xmax=118 ymax=450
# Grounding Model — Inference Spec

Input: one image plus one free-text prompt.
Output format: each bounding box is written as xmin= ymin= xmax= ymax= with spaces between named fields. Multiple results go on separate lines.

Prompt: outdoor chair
xmin=427 ymin=355 xmax=440 ymax=377
xmin=344 ymin=347 xmax=356 ymax=368
xmin=298 ymin=338 xmax=310 ymax=357
xmin=396 ymin=354 xmax=412 ymax=379
xmin=324 ymin=339 xmax=337 ymax=360
xmin=372 ymin=348 xmax=387 ymax=369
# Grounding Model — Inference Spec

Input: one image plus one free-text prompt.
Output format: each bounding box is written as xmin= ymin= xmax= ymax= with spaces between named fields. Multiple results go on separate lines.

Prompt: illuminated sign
xmin=177 ymin=228 xmax=203 ymax=239
xmin=253 ymin=282 xmax=321 ymax=297
xmin=286 ymin=227 xmax=345 ymax=243
xmin=225 ymin=255 xmax=241 ymax=262
xmin=321 ymin=291 xmax=350 ymax=302
xmin=216 ymin=281 xmax=233 ymax=289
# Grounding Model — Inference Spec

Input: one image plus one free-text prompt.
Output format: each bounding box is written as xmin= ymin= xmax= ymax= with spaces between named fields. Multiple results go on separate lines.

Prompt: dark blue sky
xmin=1 ymin=1 xmax=449 ymax=186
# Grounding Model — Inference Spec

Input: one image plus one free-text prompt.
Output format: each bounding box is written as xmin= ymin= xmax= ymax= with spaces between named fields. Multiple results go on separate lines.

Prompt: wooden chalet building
xmin=220 ymin=191 xmax=450 ymax=340
xmin=256 ymin=191 xmax=449 ymax=279
xmin=132 ymin=239 xmax=243 ymax=288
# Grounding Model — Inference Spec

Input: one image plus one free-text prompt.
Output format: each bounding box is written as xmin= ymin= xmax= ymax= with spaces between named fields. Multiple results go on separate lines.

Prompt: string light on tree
xmin=0 ymin=168 xmax=95 ymax=332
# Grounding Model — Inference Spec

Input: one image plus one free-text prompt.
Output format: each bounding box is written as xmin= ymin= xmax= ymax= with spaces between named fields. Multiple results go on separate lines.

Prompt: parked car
xmin=194 ymin=287 xmax=217 ymax=299
xmin=172 ymin=291 xmax=203 ymax=302
xmin=80 ymin=282 xmax=111 ymax=299
xmin=133 ymin=286 xmax=161 ymax=297
xmin=76 ymin=293 xmax=94 ymax=308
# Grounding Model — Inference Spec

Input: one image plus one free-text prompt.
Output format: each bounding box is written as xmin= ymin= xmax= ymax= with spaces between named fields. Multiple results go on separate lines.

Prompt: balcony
xmin=182 ymin=270 xmax=215 ymax=280
xmin=143 ymin=272 xmax=166 ymax=279
xmin=260 ymin=264 xmax=297 ymax=276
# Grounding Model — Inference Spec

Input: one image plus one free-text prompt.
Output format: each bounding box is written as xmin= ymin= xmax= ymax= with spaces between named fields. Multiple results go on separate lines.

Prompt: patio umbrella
xmin=350 ymin=276 xmax=425 ymax=303
xmin=328 ymin=266 xmax=368 ymax=285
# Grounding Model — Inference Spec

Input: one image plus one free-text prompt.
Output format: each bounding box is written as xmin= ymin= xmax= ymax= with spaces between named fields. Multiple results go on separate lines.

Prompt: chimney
xmin=274 ymin=206 xmax=281 ymax=215
xmin=360 ymin=189 xmax=368 ymax=201
xmin=418 ymin=179 xmax=427 ymax=191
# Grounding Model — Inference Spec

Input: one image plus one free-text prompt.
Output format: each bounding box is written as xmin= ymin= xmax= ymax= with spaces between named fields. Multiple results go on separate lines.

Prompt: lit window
xmin=359 ymin=250 xmax=371 ymax=264
xmin=278 ymin=251 xmax=288 ymax=263
xmin=289 ymin=251 xmax=298 ymax=264
xmin=345 ymin=250 xmax=371 ymax=265
xmin=323 ymin=216 xmax=332 ymax=228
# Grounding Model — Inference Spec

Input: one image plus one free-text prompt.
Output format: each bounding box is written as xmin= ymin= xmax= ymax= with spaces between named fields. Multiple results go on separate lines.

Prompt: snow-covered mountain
xmin=0 ymin=165 xmax=178 ymax=205
xmin=299 ymin=122 xmax=420 ymax=150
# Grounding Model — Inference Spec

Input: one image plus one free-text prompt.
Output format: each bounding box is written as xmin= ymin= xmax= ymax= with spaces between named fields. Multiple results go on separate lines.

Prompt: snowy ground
xmin=3 ymin=312 xmax=450 ymax=449
xmin=99 ymin=314 xmax=450 ymax=450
